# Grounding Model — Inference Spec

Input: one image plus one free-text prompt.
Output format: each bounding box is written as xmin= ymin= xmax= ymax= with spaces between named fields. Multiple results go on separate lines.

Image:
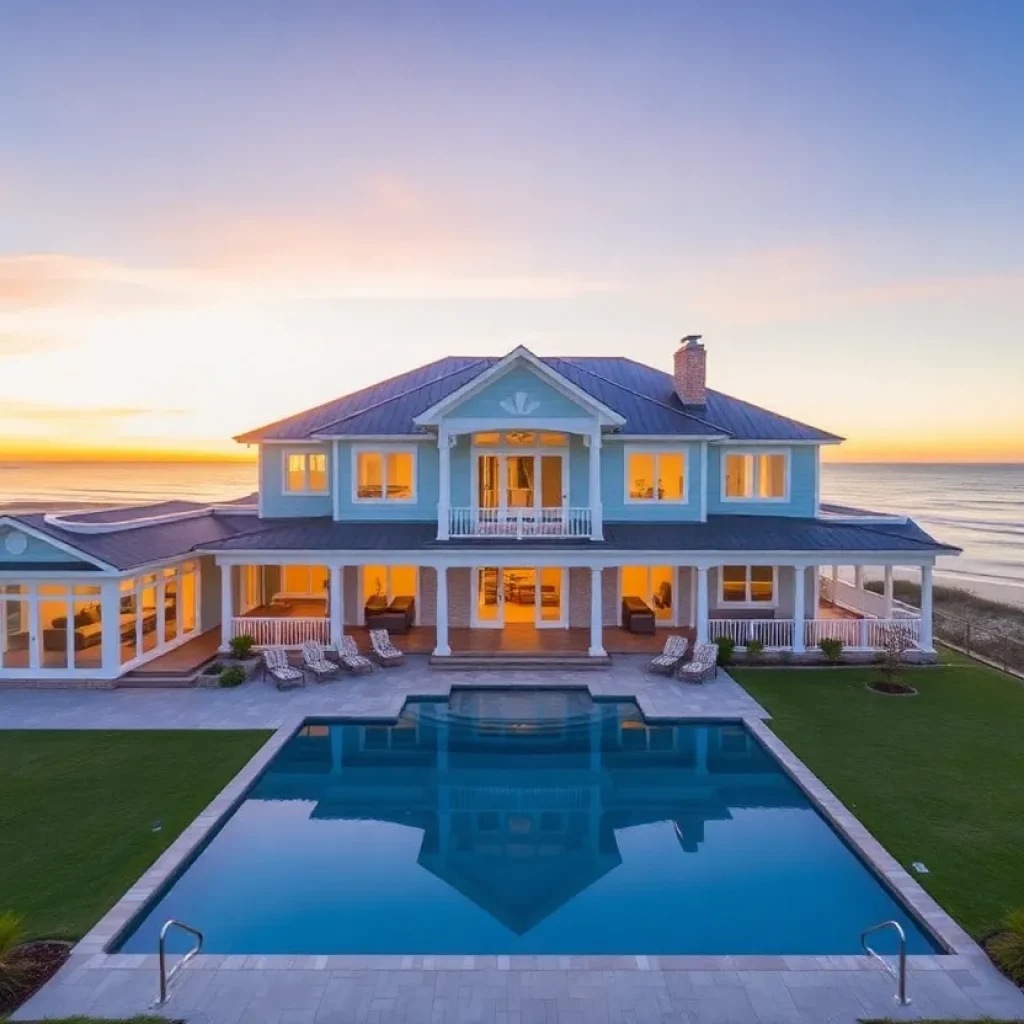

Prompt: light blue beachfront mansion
xmin=0 ymin=338 xmax=957 ymax=681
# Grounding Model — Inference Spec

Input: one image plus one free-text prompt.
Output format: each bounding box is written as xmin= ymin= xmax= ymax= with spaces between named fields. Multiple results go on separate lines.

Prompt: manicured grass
xmin=0 ymin=731 xmax=271 ymax=942
xmin=733 ymin=662 xmax=1024 ymax=939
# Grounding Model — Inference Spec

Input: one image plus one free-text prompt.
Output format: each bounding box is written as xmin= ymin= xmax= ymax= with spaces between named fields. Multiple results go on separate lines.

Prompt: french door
xmin=477 ymin=453 xmax=566 ymax=512
xmin=472 ymin=567 xmax=567 ymax=628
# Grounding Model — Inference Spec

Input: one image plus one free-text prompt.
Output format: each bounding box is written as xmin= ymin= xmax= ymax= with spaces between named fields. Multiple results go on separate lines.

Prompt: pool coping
xmin=73 ymin=699 xmax=987 ymax=977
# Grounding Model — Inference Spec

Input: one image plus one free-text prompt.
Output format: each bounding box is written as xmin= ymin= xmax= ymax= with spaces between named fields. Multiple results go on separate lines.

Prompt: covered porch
xmin=220 ymin=557 xmax=933 ymax=659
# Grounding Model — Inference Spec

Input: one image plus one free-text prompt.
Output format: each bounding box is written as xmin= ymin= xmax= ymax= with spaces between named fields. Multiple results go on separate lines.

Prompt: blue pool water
xmin=117 ymin=692 xmax=941 ymax=955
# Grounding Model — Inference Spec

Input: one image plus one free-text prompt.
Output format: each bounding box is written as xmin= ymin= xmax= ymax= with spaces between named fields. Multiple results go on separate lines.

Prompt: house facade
xmin=0 ymin=338 xmax=957 ymax=680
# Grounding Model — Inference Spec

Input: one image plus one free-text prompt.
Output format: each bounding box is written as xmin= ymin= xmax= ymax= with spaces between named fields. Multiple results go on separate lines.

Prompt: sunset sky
xmin=2 ymin=1 xmax=1022 ymax=463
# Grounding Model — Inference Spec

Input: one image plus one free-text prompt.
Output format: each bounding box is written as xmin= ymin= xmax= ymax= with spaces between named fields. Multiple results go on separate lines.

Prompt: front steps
xmin=429 ymin=652 xmax=611 ymax=671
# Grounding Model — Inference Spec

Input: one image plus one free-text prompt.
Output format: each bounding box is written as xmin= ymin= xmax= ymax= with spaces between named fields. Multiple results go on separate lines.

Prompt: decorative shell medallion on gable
xmin=4 ymin=530 xmax=28 ymax=556
xmin=499 ymin=391 xmax=541 ymax=416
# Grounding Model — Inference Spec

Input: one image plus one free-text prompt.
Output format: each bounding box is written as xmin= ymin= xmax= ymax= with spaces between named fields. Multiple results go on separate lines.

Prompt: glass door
xmin=475 ymin=567 xmax=502 ymax=626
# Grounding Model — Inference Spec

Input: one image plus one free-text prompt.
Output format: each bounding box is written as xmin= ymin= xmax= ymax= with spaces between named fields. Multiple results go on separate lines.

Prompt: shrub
xmin=878 ymin=624 xmax=915 ymax=686
xmin=713 ymin=635 xmax=736 ymax=666
xmin=0 ymin=911 xmax=25 ymax=1003
xmin=229 ymin=634 xmax=255 ymax=660
xmin=745 ymin=638 xmax=765 ymax=663
xmin=989 ymin=908 xmax=1024 ymax=985
xmin=219 ymin=665 xmax=247 ymax=688
xmin=818 ymin=637 xmax=844 ymax=664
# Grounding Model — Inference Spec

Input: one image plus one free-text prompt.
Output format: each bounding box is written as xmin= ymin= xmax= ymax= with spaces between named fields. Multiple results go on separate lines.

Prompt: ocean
xmin=1 ymin=460 xmax=1021 ymax=603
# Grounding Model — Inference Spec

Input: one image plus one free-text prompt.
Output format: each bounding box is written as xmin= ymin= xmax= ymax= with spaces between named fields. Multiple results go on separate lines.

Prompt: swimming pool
xmin=116 ymin=691 xmax=941 ymax=956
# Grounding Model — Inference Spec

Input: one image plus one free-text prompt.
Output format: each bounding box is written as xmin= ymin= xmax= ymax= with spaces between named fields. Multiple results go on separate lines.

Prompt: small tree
xmin=878 ymin=624 xmax=915 ymax=685
xmin=818 ymin=637 xmax=844 ymax=665
xmin=713 ymin=635 xmax=736 ymax=666
xmin=229 ymin=633 xmax=256 ymax=660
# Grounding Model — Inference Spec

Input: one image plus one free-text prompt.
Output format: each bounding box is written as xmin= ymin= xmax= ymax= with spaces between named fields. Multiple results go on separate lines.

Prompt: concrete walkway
xmin=0 ymin=655 xmax=766 ymax=729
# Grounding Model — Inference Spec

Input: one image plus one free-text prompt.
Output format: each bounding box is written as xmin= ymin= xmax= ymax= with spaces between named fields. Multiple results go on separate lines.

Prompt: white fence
xmin=711 ymin=617 xmax=922 ymax=651
xmin=231 ymin=617 xmax=329 ymax=648
xmin=448 ymin=506 xmax=593 ymax=539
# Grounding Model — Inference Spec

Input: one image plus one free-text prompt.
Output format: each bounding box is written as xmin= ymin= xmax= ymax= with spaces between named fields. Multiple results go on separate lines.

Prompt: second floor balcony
xmin=447 ymin=506 xmax=594 ymax=539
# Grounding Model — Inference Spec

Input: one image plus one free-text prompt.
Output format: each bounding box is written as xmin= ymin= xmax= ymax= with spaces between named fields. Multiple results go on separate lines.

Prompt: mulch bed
xmin=866 ymin=679 xmax=918 ymax=695
xmin=0 ymin=940 xmax=72 ymax=1017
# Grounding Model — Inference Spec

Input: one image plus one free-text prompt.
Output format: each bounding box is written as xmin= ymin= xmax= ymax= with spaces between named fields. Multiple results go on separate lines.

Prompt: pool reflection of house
xmin=252 ymin=698 xmax=805 ymax=935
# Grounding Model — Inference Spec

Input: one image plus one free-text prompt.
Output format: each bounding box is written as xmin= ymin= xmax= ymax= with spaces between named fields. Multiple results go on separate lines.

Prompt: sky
xmin=1 ymin=0 xmax=1023 ymax=463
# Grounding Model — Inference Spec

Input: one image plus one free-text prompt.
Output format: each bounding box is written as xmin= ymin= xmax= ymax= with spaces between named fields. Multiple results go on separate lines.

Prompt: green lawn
xmin=0 ymin=730 xmax=271 ymax=941
xmin=734 ymin=662 xmax=1024 ymax=938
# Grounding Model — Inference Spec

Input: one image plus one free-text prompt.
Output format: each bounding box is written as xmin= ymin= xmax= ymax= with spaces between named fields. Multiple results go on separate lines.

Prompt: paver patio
xmin=8 ymin=657 xmax=1024 ymax=1023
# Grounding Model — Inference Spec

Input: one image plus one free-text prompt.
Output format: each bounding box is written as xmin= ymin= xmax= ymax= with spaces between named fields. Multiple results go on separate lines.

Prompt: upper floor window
xmin=720 ymin=565 xmax=776 ymax=605
xmin=354 ymin=449 xmax=415 ymax=502
xmin=626 ymin=450 xmax=687 ymax=502
xmin=472 ymin=431 xmax=567 ymax=447
xmin=723 ymin=452 xmax=788 ymax=501
xmin=285 ymin=452 xmax=328 ymax=494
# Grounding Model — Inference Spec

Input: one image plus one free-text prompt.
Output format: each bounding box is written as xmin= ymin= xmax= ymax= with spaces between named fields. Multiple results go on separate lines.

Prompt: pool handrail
xmin=861 ymin=919 xmax=909 ymax=1005
xmin=157 ymin=918 xmax=204 ymax=1004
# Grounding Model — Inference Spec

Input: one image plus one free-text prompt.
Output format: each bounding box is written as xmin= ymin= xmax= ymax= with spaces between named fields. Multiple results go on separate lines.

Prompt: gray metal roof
xmin=235 ymin=354 xmax=842 ymax=443
xmin=11 ymin=511 xmax=261 ymax=570
xmin=199 ymin=514 xmax=956 ymax=555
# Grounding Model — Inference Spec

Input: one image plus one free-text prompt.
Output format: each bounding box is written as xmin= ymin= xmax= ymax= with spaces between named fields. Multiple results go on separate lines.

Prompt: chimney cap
xmin=680 ymin=334 xmax=703 ymax=348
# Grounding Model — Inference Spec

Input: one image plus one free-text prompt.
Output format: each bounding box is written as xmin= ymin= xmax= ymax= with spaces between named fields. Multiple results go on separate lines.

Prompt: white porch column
xmin=920 ymin=564 xmax=934 ymax=652
xmin=695 ymin=566 xmax=709 ymax=644
xmin=587 ymin=426 xmax=604 ymax=541
xmin=792 ymin=565 xmax=806 ymax=653
xmin=329 ymin=564 xmax=344 ymax=647
xmin=589 ymin=567 xmax=605 ymax=657
xmin=854 ymin=565 xmax=865 ymax=591
xmin=219 ymin=562 xmax=233 ymax=652
xmin=100 ymin=579 xmax=122 ymax=678
xmin=883 ymin=565 xmax=894 ymax=618
xmin=812 ymin=566 xmax=821 ymax=617
xmin=437 ymin=426 xmax=452 ymax=540
xmin=434 ymin=566 xmax=451 ymax=656
xmin=156 ymin=575 xmax=167 ymax=649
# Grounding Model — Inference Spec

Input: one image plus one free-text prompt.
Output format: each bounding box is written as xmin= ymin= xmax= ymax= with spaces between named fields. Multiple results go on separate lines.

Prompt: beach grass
xmin=0 ymin=730 xmax=271 ymax=941
xmin=734 ymin=661 xmax=1024 ymax=938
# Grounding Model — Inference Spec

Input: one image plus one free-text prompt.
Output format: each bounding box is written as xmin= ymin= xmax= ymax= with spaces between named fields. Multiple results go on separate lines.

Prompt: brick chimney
xmin=674 ymin=334 xmax=706 ymax=406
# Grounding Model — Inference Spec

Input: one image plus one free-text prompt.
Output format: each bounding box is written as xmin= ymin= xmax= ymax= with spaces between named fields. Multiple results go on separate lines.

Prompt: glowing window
xmin=355 ymin=450 xmax=415 ymax=501
xmin=720 ymin=566 xmax=776 ymax=605
xmin=724 ymin=452 xmax=788 ymax=501
xmin=285 ymin=451 xmax=329 ymax=493
xmin=627 ymin=451 xmax=687 ymax=502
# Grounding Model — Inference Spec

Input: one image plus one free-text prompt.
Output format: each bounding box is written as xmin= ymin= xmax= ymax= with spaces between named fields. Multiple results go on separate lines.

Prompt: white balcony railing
xmin=447 ymin=506 xmax=594 ymax=539
xmin=231 ymin=616 xmax=329 ymax=648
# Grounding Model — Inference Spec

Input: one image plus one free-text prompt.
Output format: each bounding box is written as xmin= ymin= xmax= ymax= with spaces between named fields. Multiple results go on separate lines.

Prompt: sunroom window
xmin=723 ymin=452 xmax=787 ymax=500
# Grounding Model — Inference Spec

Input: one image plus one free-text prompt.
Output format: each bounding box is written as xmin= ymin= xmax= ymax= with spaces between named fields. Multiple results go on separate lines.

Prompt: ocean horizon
xmin=2 ymin=458 xmax=1021 ymax=604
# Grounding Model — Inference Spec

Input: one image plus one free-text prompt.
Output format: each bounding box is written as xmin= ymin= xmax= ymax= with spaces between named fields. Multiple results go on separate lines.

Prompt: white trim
xmin=413 ymin=345 xmax=626 ymax=427
xmin=605 ymin=433 xmax=729 ymax=443
xmin=716 ymin=438 xmax=841 ymax=446
xmin=0 ymin=517 xmax=117 ymax=571
xmin=281 ymin=449 xmax=330 ymax=496
xmin=716 ymin=564 xmax=780 ymax=608
xmin=310 ymin=433 xmax=432 ymax=442
xmin=350 ymin=444 xmax=417 ymax=504
xmin=698 ymin=441 xmax=708 ymax=522
xmin=622 ymin=446 xmax=690 ymax=506
xmin=720 ymin=450 xmax=791 ymax=503
xmin=331 ymin=440 xmax=341 ymax=520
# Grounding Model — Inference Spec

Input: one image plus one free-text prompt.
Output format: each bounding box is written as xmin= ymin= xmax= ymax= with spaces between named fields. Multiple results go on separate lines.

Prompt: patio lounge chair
xmin=369 ymin=628 xmax=405 ymax=667
xmin=676 ymin=643 xmax=719 ymax=684
xmin=262 ymin=646 xmax=305 ymax=690
xmin=338 ymin=635 xmax=374 ymax=675
xmin=647 ymin=635 xmax=689 ymax=675
xmin=301 ymin=640 xmax=341 ymax=682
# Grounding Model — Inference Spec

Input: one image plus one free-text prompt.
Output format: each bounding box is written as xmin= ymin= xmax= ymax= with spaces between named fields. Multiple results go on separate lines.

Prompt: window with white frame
xmin=284 ymin=451 xmax=329 ymax=493
xmin=723 ymin=452 xmax=787 ymax=500
xmin=354 ymin=449 xmax=415 ymax=501
xmin=626 ymin=450 xmax=687 ymax=502
xmin=719 ymin=565 xmax=776 ymax=605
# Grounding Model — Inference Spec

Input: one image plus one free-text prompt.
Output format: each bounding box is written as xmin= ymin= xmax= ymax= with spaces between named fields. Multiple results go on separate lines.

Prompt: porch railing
xmin=448 ymin=506 xmax=593 ymax=539
xmin=231 ymin=617 xmax=329 ymax=648
xmin=820 ymin=576 xmax=917 ymax=620
xmin=710 ymin=617 xmax=922 ymax=651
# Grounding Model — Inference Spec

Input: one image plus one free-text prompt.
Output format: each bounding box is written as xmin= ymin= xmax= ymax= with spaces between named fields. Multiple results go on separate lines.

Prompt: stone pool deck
xmin=9 ymin=657 xmax=1024 ymax=1024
